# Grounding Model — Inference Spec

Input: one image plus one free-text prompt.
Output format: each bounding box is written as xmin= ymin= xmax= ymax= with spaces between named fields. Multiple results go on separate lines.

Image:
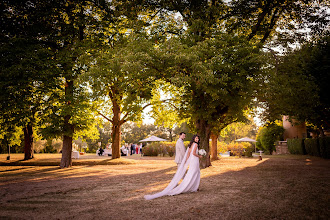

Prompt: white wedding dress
xmin=144 ymin=143 xmax=200 ymax=200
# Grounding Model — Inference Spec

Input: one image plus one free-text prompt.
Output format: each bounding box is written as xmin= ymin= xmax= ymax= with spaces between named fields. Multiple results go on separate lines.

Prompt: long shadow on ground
xmin=0 ymin=156 xmax=329 ymax=220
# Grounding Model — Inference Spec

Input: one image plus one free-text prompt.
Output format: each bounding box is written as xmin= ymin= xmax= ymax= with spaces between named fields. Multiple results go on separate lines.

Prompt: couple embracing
xmin=144 ymin=132 xmax=203 ymax=200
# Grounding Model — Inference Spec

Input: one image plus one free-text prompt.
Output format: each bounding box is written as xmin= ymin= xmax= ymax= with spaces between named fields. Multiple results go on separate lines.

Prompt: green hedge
xmin=287 ymin=138 xmax=305 ymax=155
xmin=143 ymin=143 xmax=161 ymax=156
xmin=287 ymin=137 xmax=330 ymax=159
xmin=319 ymin=137 xmax=330 ymax=159
xmin=142 ymin=142 xmax=176 ymax=157
xmin=244 ymin=146 xmax=253 ymax=157
xmin=304 ymin=138 xmax=320 ymax=157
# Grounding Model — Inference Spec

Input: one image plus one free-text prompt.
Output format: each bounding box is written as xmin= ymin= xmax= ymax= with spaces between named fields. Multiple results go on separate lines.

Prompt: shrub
xmin=227 ymin=143 xmax=245 ymax=157
xmin=34 ymin=140 xmax=47 ymax=153
xmin=41 ymin=144 xmax=57 ymax=153
xmin=161 ymin=142 xmax=175 ymax=157
xmin=319 ymin=137 xmax=330 ymax=159
xmin=243 ymin=143 xmax=254 ymax=157
xmin=143 ymin=142 xmax=171 ymax=156
xmin=160 ymin=145 xmax=168 ymax=156
xmin=257 ymin=123 xmax=284 ymax=154
xmin=166 ymin=145 xmax=175 ymax=157
xmin=287 ymin=138 xmax=305 ymax=155
xmin=162 ymin=141 xmax=176 ymax=147
xmin=217 ymin=142 xmax=253 ymax=157
xmin=143 ymin=143 xmax=160 ymax=156
xmin=217 ymin=141 xmax=229 ymax=153
xmin=304 ymin=138 xmax=320 ymax=157
xmin=183 ymin=141 xmax=190 ymax=147
xmin=142 ymin=141 xmax=191 ymax=157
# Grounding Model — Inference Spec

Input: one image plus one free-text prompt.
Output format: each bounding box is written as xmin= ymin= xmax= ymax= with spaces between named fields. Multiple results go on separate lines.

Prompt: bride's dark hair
xmin=188 ymin=134 xmax=200 ymax=148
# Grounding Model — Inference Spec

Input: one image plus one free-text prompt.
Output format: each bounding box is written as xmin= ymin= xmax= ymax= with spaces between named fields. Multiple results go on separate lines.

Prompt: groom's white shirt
xmin=175 ymin=138 xmax=185 ymax=164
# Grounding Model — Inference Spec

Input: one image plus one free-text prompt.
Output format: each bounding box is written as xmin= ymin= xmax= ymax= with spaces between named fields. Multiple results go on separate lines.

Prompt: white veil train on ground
xmin=144 ymin=147 xmax=191 ymax=200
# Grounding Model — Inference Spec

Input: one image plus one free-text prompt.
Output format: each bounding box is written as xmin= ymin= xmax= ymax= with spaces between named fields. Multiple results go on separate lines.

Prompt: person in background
xmin=140 ymin=143 xmax=143 ymax=156
xmin=98 ymin=146 xmax=104 ymax=156
xmin=121 ymin=144 xmax=126 ymax=156
xmin=175 ymin=132 xmax=186 ymax=166
xmin=125 ymin=143 xmax=129 ymax=156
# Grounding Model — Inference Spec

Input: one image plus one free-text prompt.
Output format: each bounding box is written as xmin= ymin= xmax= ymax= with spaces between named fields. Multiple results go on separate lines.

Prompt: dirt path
xmin=0 ymin=155 xmax=329 ymax=219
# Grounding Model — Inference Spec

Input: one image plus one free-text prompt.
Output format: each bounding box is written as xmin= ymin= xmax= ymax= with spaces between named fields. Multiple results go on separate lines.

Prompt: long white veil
xmin=144 ymin=148 xmax=192 ymax=200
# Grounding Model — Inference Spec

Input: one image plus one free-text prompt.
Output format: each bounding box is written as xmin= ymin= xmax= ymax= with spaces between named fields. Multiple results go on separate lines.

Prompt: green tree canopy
xmin=261 ymin=36 xmax=330 ymax=135
xmin=220 ymin=120 xmax=257 ymax=143
xmin=149 ymin=81 xmax=186 ymax=141
xmin=256 ymin=123 xmax=284 ymax=154
xmin=0 ymin=0 xmax=61 ymax=159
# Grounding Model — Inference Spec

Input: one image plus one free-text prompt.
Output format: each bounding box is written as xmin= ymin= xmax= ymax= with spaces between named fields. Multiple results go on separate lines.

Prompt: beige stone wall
xmin=274 ymin=141 xmax=289 ymax=155
xmin=282 ymin=116 xmax=307 ymax=140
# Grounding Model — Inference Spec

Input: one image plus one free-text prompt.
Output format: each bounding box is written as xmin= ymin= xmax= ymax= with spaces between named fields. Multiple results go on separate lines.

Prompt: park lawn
xmin=0 ymin=154 xmax=329 ymax=220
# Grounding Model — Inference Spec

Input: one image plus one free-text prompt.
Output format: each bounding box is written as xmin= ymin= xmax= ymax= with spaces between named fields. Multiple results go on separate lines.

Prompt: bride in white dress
xmin=144 ymin=135 xmax=202 ymax=200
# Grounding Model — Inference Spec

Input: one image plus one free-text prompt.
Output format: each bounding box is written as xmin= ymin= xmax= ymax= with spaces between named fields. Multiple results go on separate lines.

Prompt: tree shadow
xmin=0 ymin=156 xmax=329 ymax=219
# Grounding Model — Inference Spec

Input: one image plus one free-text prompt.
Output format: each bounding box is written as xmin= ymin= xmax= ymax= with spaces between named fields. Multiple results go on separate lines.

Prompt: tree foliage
xmin=145 ymin=0 xmax=328 ymax=167
xmin=121 ymin=122 xmax=166 ymax=144
xmin=161 ymin=30 xmax=264 ymax=167
xmin=261 ymin=36 xmax=330 ymax=134
xmin=149 ymin=81 xmax=186 ymax=141
xmin=0 ymin=0 xmax=113 ymax=164
xmin=228 ymin=0 xmax=329 ymax=45
xmin=220 ymin=120 xmax=257 ymax=143
xmin=0 ymin=0 xmax=61 ymax=159
xmin=1 ymin=0 xmax=328 ymax=168
xmin=256 ymin=123 xmax=284 ymax=154
xmin=81 ymin=32 xmax=160 ymax=158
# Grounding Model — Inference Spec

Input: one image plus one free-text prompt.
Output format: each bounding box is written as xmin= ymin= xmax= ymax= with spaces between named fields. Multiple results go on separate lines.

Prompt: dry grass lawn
xmin=0 ymin=154 xmax=329 ymax=219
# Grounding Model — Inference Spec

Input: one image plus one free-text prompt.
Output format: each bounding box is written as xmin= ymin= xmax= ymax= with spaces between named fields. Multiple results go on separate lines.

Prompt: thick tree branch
xmin=147 ymin=8 xmax=163 ymax=24
xmin=260 ymin=7 xmax=281 ymax=44
xmin=120 ymin=98 xmax=177 ymax=123
xmin=248 ymin=2 xmax=272 ymax=40
xmin=98 ymin=111 xmax=113 ymax=123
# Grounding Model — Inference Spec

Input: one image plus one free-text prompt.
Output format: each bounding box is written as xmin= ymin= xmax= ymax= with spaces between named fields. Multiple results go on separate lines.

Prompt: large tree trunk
xmin=60 ymin=79 xmax=74 ymax=168
xmin=111 ymin=94 xmax=122 ymax=159
xmin=23 ymin=123 xmax=34 ymax=160
xmin=111 ymin=122 xmax=121 ymax=159
xmin=61 ymin=134 xmax=73 ymax=168
xmin=196 ymin=119 xmax=212 ymax=168
xmin=210 ymin=132 xmax=219 ymax=161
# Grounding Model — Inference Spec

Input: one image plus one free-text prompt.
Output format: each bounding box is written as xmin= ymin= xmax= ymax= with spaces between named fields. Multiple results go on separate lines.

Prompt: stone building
xmin=282 ymin=115 xmax=307 ymax=140
xmin=273 ymin=116 xmax=307 ymax=155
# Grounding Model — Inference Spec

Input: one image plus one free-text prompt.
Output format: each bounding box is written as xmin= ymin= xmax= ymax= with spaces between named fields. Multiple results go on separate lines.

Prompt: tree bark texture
xmin=111 ymin=92 xmax=122 ymax=159
xmin=61 ymin=134 xmax=73 ymax=168
xmin=196 ymin=119 xmax=212 ymax=168
xmin=111 ymin=122 xmax=121 ymax=159
xmin=60 ymin=79 xmax=74 ymax=168
xmin=210 ymin=132 xmax=219 ymax=161
xmin=23 ymin=123 xmax=34 ymax=160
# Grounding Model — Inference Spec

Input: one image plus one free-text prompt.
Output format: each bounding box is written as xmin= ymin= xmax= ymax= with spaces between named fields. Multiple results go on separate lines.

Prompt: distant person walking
xmin=140 ymin=143 xmax=143 ymax=156
xmin=132 ymin=143 xmax=136 ymax=154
